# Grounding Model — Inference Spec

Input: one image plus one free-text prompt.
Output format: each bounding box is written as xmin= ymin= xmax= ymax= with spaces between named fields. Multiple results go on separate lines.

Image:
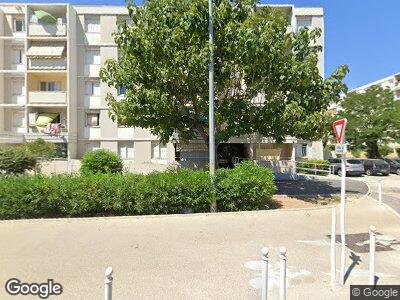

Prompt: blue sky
xmin=7 ymin=0 xmax=400 ymax=90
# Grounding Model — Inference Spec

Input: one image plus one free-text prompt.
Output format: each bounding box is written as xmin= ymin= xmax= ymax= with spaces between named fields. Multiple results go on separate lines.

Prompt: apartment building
xmin=0 ymin=4 xmax=325 ymax=173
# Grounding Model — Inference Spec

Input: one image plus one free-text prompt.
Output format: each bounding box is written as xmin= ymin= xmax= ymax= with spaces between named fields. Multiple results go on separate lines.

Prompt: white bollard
xmin=369 ymin=226 xmax=376 ymax=286
xmin=330 ymin=208 xmax=336 ymax=289
xmin=378 ymin=179 xmax=382 ymax=206
xmin=279 ymin=247 xmax=287 ymax=300
xmin=105 ymin=267 xmax=113 ymax=300
xmin=261 ymin=247 xmax=269 ymax=300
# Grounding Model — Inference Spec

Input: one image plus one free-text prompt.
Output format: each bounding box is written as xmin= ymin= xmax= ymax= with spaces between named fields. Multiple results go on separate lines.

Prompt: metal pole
xmin=369 ymin=226 xmax=376 ymax=286
xmin=378 ymin=179 xmax=382 ymax=206
xmin=208 ymin=0 xmax=217 ymax=212
xmin=340 ymin=137 xmax=347 ymax=285
xmin=330 ymin=207 xmax=336 ymax=289
xmin=279 ymin=247 xmax=287 ymax=300
xmin=261 ymin=247 xmax=269 ymax=300
xmin=104 ymin=267 xmax=113 ymax=300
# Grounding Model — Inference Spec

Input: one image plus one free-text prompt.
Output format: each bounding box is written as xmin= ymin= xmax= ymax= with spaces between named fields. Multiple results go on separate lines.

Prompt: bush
xmin=297 ymin=158 xmax=328 ymax=175
xmin=0 ymin=147 xmax=37 ymax=175
xmin=0 ymin=161 xmax=278 ymax=219
xmin=134 ymin=168 xmax=212 ymax=214
xmin=216 ymin=161 xmax=276 ymax=211
xmin=24 ymin=139 xmax=56 ymax=160
xmin=80 ymin=149 xmax=123 ymax=175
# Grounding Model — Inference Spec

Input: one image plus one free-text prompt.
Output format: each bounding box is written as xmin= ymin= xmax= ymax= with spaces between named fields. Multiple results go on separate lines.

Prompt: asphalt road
xmin=354 ymin=174 xmax=400 ymax=215
xmin=276 ymin=177 xmax=369 ymax=197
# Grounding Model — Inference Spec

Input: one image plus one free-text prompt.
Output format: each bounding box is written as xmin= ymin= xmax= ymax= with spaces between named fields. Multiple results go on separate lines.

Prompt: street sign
xmin=335 ymin=144 xmax=347 ymax=155
xmin=332 ymin=119 xmax=347 ymax=144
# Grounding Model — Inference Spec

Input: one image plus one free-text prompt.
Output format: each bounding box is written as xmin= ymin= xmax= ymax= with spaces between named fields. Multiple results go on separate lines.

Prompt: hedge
xmin=296 ymin=158 xmax=329 ymax=175
xmin=0 ymin=162 xmax=277 ymax=219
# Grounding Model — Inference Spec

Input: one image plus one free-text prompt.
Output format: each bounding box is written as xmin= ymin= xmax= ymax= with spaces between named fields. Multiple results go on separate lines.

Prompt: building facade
xmin=0 ymin=4 xmax=325 ymax=173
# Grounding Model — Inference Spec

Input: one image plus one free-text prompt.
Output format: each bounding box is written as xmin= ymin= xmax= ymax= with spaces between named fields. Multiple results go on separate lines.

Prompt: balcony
xmin=28 ymin=58 xmax=67 ymax=70
xmin=84 ymin=127 xmax=100 ymax=139
xmin=28 ymin=23 xmax=67 ymax=37
xmin=0 ymin=131 xmax=25 ymax=144
xmin=84 ymin=65 xmax=100 ymax=77
xmin=24 ymin=131 xmax=69 ymax=143
xmin=29 ymin=91 xmax=67 ymax=105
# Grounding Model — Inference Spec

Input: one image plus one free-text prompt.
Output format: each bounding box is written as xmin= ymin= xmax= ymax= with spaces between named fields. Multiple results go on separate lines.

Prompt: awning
xmin=26 ymin=45 xmax=65 ymax=58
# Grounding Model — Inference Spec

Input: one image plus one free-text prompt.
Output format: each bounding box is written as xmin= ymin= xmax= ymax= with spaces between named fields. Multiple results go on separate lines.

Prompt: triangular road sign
xmin=332 ymin=118 xmax=347 ymax=144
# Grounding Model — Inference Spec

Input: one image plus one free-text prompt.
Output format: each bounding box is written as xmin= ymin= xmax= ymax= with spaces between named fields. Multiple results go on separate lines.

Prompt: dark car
xmin=328 ymin=158 xmax=364 ymax=176
xmin=383 ymin=158 xmax=400 ymax=175
xmin=362 ymin=159 xmax=390 ymax=176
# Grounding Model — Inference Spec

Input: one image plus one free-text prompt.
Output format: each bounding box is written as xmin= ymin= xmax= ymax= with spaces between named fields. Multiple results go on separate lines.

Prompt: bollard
xmin=369 ymin=226 xmax=376 ymax=286
xmin=261 ymin=247 xmax=269 ymax=300
xmin=105 ymin=267 xmax=113 ymax=300
xmin=279 ymin=247 xmax=287 ymax=300
xmin=330 ymin=208 xmax=336 ymax=289
xmin=378 ymin=179 xmax=382 ymax=206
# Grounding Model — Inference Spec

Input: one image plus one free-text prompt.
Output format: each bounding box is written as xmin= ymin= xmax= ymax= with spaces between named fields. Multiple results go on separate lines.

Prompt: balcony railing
xmin=24 ymin=131 xmax=69 ymax=143
xmin=0 ymin=131 xmax=24 ymax=144
xmin=84 ymin=65 xmax=100 ymax=77
xmin=29 ymin=91 xmax=67 ymax=105
xmin=28 ymin=58 xmax=67 ymax=70
xmin=28 ymin=23 xmax=67 ymax=37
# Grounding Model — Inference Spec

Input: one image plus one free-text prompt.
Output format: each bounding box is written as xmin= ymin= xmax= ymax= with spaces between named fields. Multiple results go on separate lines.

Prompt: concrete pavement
xmin=0 ymin=197 xmax=399 ymax=299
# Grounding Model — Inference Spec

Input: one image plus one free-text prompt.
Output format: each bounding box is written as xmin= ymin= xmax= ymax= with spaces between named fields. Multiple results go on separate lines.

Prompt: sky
xmin=5 ymin=0 xmax=400 ymax=90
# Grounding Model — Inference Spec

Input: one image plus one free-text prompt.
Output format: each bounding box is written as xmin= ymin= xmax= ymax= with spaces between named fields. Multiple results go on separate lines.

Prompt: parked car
xmin=328 ymin=158 xmax=364 ymax=176
xmin=362 ymin=159 xmax=390 ymax=176
xmin=383 ymin=158 xmax=400 ymax=175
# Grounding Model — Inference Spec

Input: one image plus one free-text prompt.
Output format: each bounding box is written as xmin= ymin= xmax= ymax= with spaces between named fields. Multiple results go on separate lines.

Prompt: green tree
xmin=100 ymin=0 xmax=348 ymax=147
xmin=338 ymin=86 xmax=400 ymax=158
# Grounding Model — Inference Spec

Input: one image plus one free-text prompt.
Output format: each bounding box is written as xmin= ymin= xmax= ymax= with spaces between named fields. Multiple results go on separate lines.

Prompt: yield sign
xmin=332 ymin=118 xmax=347 ymax=144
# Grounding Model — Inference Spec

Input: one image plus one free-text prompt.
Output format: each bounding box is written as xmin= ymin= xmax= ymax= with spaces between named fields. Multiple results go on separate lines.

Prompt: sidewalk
xmin=0 ymin=196 xmax=399 ymax=299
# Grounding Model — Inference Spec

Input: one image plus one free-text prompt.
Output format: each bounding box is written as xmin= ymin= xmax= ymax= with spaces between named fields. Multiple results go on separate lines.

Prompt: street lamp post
xmin=208 ymin=0 xmax=217 ymax=212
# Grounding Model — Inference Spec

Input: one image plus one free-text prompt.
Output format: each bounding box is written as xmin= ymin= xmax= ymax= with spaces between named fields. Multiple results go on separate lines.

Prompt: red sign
xmin=332 ymin=118 xmax=347 ymax=144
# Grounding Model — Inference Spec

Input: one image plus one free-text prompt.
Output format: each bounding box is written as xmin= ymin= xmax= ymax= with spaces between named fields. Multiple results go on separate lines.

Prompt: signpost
xmin=332 ymin=118 xmax=348 ymax=285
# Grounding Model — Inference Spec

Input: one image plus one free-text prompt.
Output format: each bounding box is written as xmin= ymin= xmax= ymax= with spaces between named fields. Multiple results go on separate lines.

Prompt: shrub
xmin=0 ymin=162 xmax=278 ymax=219
xmin=0 ymin=147 xmax=37 ymax=175
xmin=297 ymin=158 xmax=328 ymax=175
xmin=80 ymin=149 xmax=123 ymax=175
xmin=134 ymin=168 xmax=212 ymax=214
xmin=24 ymin=139 xmax=56 ymax=160
xmin=216 ymin=161 xmax=277 ymax=211
xmin=0 ymin=173 xmax=139 ymax=219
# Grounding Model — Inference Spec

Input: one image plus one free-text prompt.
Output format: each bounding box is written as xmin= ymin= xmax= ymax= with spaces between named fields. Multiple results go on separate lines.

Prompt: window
xmin=152 ymin=142 xmax=167 ymax=160
xmin=301 ymin=144 xmax=308 ymax=157
xmin=85 ymin=17 xmax=100 ymax=33
xmin=86 ymin=142 xmax=101 ymax=152
xmin=85 ymin=50 xmax=101 ymax=65
xmin=40 ymin=82 xmax=61 ymax=92
xmin=297 ymin=17 xmax=312 ymax=29
xmin=118 ymin=86 xmax=126 ymax=95
xmin=13 ymin=49 xmax=23 ymax=64
xmin=119 ymin=142 xmax=134 ymax=159
xmin=86 ymin=112 xmax=100 ymax=126
xmin=13 ymin=19 xmax=25 ymax=32
xmin=85 ymin=81 xmax=100 ymax=96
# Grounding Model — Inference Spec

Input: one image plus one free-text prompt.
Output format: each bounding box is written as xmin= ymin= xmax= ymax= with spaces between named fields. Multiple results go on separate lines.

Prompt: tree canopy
xmin=337 ymin=86 xmax=400 ymax=158
xmin=100 ymin=0 xmax=348 ymax=146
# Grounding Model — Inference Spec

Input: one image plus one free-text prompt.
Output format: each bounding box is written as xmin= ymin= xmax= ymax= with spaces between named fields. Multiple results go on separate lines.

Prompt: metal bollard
xmin=261 ymin=247 xmax=269 ymax=300
xmin=330 ymin=208 xmax=336 ymax=289
xmin=369 ymin=226 xmax=376 ymax=286
xmin=378 ymin=179 xmax=382 ymax=206
xmin=105 ymin=267 xmax=113 ymax=300
xmin=279 ymin=247 xmax=287 ymax=300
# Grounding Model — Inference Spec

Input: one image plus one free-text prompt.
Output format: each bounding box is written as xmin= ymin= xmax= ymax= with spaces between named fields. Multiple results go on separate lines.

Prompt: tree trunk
xmin=366 ymin=140 xmax=380 ymax=158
